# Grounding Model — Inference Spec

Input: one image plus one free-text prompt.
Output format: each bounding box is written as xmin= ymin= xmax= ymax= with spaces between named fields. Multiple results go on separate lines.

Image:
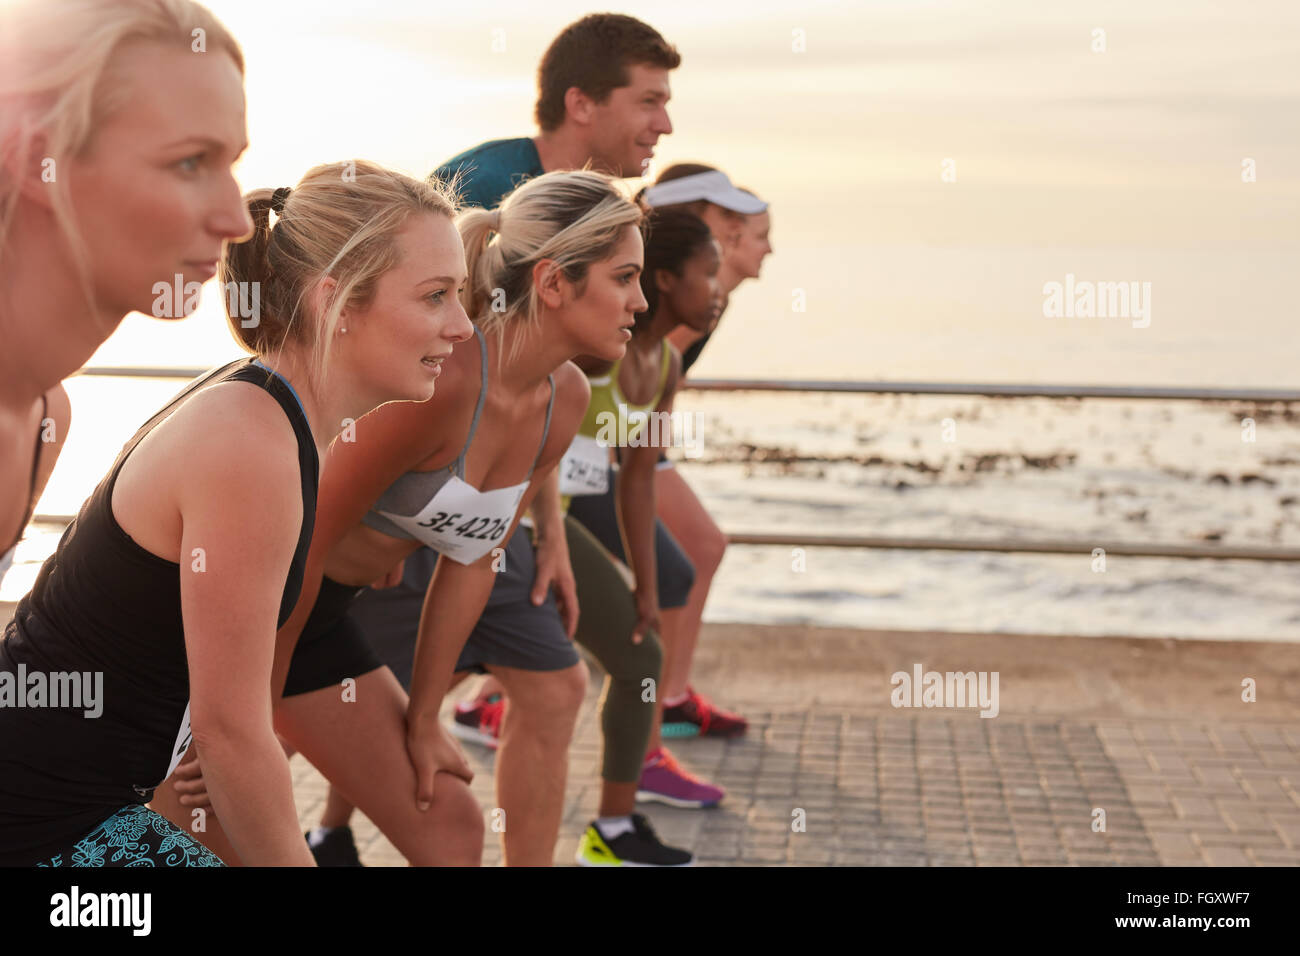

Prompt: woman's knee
xmin=410 ymin=772 xmax=483 ymax=864
xmin=690 ymin=519 xmax=727 ymax=579
xmin=502 ymin=661 xmax=588 ymax=730
xmin=611 ymin=626 xmax=663 ymax=684
xmin=550 ymin=659 xmax=589 ymax=715
xmin=431 ymin=773 xmax=483 ymax=830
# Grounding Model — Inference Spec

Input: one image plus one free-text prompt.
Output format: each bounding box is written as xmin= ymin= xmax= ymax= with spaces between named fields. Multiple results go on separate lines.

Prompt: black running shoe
xmin=306 ymin=827 xmax=363 ymax=866
xmin=574 ymin=813 xmax=694 ymax=867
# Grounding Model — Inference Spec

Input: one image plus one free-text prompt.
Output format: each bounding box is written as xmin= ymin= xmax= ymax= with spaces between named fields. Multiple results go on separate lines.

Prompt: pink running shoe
xmin=451 ymin=694 xmax=504 ymax=750
xmin=661 ymin=685 xmax=749 ymax=739
xmin=636 ymin=747 xmax=725 ymax=808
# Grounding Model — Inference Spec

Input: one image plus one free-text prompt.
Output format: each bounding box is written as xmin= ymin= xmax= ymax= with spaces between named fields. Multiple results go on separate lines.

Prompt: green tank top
xmin=579 ymin=340 xmax=673 ymax=445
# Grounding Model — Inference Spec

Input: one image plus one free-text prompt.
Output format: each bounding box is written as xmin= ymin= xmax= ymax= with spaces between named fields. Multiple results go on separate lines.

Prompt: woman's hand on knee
xmin=172 ymin=749 xmax=213 ymax=810
xmin=405 ymin=717 xmax=473 ymax=812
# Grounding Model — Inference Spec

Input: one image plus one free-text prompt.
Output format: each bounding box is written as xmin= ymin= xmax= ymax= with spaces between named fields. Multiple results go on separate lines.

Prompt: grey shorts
xmin=349 ymin=524 xmax=579 ymax=691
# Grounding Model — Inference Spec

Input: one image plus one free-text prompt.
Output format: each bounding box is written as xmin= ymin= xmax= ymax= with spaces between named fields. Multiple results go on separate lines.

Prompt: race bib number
xmin=559 ymin=435 xmax=610 ymax=497
xmin=377 ymin=474 xmax=526 ymax=565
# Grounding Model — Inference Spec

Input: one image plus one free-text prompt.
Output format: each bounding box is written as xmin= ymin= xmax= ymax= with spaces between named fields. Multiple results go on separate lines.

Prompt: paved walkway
xmin=6 ymin=597 xmax=1296 ymax=865
xmin=286 ymin=623 xmax=1300 ymax=866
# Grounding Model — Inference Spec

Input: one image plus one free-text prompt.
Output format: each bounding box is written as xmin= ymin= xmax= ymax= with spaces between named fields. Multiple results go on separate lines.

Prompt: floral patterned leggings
xmin=36 ymin=803 xmax=225 ymax=867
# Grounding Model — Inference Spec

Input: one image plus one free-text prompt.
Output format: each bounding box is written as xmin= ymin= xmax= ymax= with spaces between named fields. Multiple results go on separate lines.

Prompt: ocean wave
xmin=1042 ymin=576 xmax=1253 ymax=601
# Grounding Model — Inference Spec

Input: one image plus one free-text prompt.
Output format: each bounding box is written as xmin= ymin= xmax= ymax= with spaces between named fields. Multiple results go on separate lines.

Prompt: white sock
xmin=595 ymin=815 xmax=635 ymax=839
xmin=662 ymin=691 xmax=690 ymax=708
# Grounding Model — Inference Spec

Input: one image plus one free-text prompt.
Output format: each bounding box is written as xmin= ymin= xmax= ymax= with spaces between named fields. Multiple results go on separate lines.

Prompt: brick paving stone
xmin=1250 ymin=849 xmax=1300 ymax=864
xmin=1259 ymin=752 xmax=1300 ymax=772
xmin=1198 ymin=832 xmax=1287 ymax=849
xmin=1190 ymin=770 xmax=1248 ymax=790
xmin=921 ymin=791 xmax=964 ymax=805
xmin=1147 ymin=830 xmax=1203 ymax=862
xmin=1171 ymin=726 xmax=1216 ymax=747
xmin=1217 ymin=803 xmax=1279 ymax=833
xmin=789 ymin=845 xmax=835 ymax=864
xmin=1171 ymin=795 xmax=1223 ymax=819
xmin=1237 ymin=775 xmax=1295 ymax=804
xmin=1123 ymin=785 xmax=1173 ymax=808
xmin=1271 ymin=820 xmax=1300 ymax=849
xmin=1244 ymin=728 xmax=1290 ymax=749
xmin=1201 ymin=846 xmax=1253 ymax=866
xmin=1209 ymin=728 xmax=1254 ymax=751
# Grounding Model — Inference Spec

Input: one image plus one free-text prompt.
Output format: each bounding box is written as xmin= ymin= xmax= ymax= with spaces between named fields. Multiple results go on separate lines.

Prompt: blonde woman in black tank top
xmin=0 ymin=1 xmax=248 ymax=590
xmin=0 ymin=162 xmax=465 ymax=866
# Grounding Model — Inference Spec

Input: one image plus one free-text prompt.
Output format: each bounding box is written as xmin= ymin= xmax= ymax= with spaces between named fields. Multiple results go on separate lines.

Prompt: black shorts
xmin=350 ymin=526 xmax=580 ymax=691
xmin=282 ymin=575 xmax=384 ymax=697
xmin=566 ymin=466 xmax=695 ymax=609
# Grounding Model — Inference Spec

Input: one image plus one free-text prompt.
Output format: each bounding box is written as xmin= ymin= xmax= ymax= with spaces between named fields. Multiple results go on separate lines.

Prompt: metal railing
xmin=45 ymin=365 xmax=1300 ymax=562
xmin=74 ymin=366 xmax=1300 ymax=403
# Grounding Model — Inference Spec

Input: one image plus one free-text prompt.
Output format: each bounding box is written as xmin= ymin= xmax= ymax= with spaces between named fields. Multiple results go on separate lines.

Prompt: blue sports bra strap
xmin=526 ymin=374 xmax=557 ymax=478
xmin=453 ymin=325 xmax=490 ymax=476
xmin=251 ymin=359 xmax=308 ymax=421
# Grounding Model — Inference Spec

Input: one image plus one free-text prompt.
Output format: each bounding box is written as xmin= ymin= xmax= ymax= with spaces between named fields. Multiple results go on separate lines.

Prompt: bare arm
xmin=270 ymin=395 xmax=461 ymax=698
xmin=406 ymin=482 xmax=546 ymax=723
xmin=403 ymin=476 xmax=546 ymax=809
xmin=178 ymin=389 xmax=316 ymax=866
xmin=525 ymin=362 xmax=592 ymax=637
xmin=407 ymin=368 xmax=587 ymax=722
xmin=404 ymin=368 xmax=589 ymax=807
xmin=616 ymin=348 xmax=683 ymax=643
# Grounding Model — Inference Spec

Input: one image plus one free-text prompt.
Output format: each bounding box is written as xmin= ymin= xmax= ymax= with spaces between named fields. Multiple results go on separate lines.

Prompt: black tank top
xmin=680 ymin=329 xmax=710 ymax=376
xmin=0 ymin=360 xmax=318 ymax=865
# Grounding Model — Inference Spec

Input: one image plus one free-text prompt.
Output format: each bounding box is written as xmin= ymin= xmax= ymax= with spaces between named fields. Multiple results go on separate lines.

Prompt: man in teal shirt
xmin=434 ymin=12 xmax=677 ymax=207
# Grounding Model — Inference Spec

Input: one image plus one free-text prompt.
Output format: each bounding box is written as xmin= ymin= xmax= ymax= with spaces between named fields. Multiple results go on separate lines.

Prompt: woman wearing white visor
xmin=642 ymin=163 xmax=770 ymax=741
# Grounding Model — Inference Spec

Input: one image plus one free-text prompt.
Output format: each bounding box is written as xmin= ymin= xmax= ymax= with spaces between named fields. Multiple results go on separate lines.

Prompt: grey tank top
xmin=360 ymin=325 xmax=555 ymax=541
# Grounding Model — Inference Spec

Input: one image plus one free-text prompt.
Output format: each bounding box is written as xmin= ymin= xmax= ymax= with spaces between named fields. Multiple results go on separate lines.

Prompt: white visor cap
xmin=642 ymin=170 xmax=768 ymax=214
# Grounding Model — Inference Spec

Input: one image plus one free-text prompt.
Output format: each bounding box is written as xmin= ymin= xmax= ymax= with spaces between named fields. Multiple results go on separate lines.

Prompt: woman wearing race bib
xmin=438 ymin=207 xmax=732 ymax=866
xmin=641 ymin=165 xmax=770 ymax=740
xmin=151 ymin=169 xmax=649 ymax=866
xmin=0 ymin=0 xmax=245 ymax=589
xmin=561 ymin=206 xmax=732 ymax=844
xmin=0 ymin=157 xmax=464 ymax=866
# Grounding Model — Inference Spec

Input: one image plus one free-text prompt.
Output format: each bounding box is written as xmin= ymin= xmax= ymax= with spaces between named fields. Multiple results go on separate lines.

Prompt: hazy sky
xmin=90 ymin=0 xmax=1300 ymax=383
xmin=203 ymin=0 xmax=1299 ymax=240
